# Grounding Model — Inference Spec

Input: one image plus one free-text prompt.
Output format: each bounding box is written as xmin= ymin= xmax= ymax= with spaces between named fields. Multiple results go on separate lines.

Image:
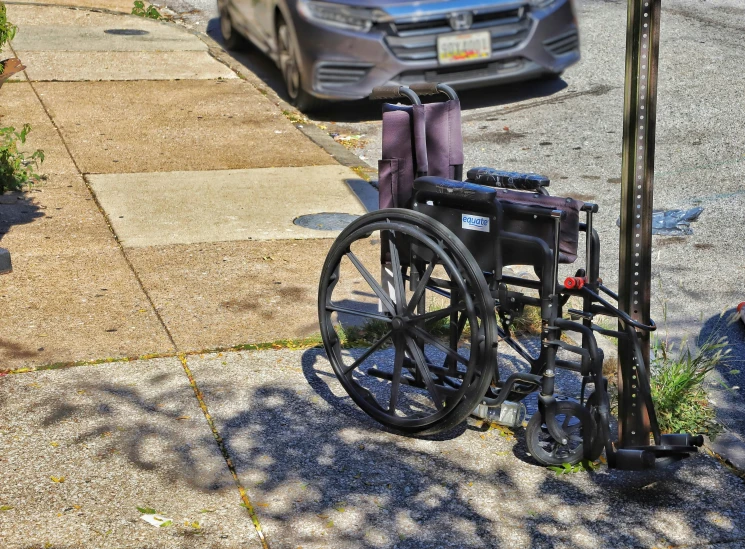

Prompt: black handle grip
xmin=369 ymin=86 xmax=422 ymax=105
xmin=369 ymin=86 xmax=403 ymax=100
xmin=409 ymin=83 xmax=459 ymax=101
xmin=408 ymin=83 xmax=439 ymax=95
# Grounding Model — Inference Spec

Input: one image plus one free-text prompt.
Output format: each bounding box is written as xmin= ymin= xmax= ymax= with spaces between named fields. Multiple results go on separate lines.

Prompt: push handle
xmin=409 ymin=82 xmax=459 ymax=101
xmin=369 ymin=86 xmax=421 ymax=105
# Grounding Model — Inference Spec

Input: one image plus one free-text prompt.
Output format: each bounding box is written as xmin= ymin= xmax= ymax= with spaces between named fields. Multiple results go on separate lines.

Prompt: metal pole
xmin=618 ymin=0 xmax=661 ymax=447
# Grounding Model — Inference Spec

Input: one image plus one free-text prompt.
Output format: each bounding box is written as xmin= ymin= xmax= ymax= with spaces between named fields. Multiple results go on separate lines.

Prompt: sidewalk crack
xmin=178 ymin=354 xmax=270 ymax=549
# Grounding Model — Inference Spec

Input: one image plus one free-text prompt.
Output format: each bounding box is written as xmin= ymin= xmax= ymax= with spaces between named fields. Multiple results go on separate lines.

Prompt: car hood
xmin=315 ymin=0 xmax=527 ymax=15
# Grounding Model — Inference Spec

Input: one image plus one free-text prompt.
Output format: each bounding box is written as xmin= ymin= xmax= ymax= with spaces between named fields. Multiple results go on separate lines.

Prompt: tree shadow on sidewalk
xmin=185 ymin=348 xmax=745 ymax=548
xmin=15 ymin=350 xmax=745 ymax=549
xmin=0 ymin=190 xmax=43 ymax=245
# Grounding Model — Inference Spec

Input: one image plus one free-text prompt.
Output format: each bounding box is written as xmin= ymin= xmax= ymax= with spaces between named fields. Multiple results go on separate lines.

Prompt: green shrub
xmin=1 ymin=2 xmax=18 ymax=75
xmin=131 ymin=0 xmax=164 ymax=20
xmin=0 ymin=124 xmax=45 ymax=193
xmin=650 ymin=334 xmax=729 ymax=437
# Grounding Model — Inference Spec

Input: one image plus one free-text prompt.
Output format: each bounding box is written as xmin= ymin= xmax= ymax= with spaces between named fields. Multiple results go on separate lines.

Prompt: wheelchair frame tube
xmin=618 ymin=0 xmax=662 ymax=447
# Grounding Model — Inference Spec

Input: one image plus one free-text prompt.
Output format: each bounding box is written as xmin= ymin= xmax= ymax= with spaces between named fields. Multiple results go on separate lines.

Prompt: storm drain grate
xmin=104 ymin=29 xmax=150 ymax=35
xmin=294 ymin=213 xmax=360 ymax=231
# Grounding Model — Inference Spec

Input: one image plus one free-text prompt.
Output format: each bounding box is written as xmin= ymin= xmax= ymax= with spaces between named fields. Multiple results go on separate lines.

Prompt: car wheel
xmin=277 ymin=18 xmax=323 ymax=112
xmin=218 ymin=1 xmax=247 ymax=50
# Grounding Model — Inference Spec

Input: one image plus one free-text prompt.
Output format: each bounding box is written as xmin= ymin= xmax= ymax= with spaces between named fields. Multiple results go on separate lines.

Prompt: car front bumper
xmin=290 ymin=0 xmax=580 ymax=100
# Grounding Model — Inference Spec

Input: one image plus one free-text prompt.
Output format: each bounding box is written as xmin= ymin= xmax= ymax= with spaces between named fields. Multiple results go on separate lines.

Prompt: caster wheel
xmin=526 ymin=400 xmax=596 ymax=466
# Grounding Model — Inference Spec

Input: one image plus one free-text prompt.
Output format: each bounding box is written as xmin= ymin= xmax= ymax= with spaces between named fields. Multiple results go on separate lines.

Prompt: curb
xmin=705 ymin=433 xmax=745 ymax=478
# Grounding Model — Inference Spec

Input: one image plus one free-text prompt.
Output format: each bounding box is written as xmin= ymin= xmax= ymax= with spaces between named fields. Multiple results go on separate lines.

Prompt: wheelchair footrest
xmin=613 ymin=440 xmax=701 ymax=470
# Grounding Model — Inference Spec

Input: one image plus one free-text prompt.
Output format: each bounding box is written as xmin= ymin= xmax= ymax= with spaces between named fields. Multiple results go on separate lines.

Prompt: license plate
xmin=437 ymin=31 xmax=491 ymax=65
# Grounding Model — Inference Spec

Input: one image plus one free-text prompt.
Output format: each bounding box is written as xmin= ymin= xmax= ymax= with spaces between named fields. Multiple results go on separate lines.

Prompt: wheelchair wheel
xmin=526 ymin=401 xmax=596 ymax=466
xmin=318 ymin=209 xmax=497 ymax=435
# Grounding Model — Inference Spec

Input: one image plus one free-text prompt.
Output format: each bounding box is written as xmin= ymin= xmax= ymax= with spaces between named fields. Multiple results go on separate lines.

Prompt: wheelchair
xmin=317 ymin=83 xmax=703 ymax=470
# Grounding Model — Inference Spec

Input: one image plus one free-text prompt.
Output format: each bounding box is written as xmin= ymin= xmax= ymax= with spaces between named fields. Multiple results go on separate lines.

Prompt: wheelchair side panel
xmin=413 ymin=202 xmax=496 ymax=273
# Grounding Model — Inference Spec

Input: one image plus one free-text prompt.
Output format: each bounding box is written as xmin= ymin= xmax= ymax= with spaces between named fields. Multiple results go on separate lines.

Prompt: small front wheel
xmin=526 ymin=400 xmax=596 ymax=466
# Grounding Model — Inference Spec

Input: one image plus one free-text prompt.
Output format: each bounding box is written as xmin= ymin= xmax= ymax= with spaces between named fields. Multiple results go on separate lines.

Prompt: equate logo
xmin=462 ymin=213 xmax=489 ymax=233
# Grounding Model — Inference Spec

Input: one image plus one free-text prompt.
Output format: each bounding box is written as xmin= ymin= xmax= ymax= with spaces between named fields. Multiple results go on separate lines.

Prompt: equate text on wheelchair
xmin=317 ymin=1 xmax=703 ymax=472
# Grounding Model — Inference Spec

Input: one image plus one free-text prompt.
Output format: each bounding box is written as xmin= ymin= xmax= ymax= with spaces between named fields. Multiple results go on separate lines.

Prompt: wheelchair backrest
xmin=379 ymin=100 xmax=464 ymax=210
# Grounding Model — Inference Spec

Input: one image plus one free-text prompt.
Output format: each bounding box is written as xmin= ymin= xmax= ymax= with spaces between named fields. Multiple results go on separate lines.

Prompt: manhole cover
xmin=104 ymin=29 xmax=150 ymax=36
xmin=294 ymin=213 xmax=360 ymax=231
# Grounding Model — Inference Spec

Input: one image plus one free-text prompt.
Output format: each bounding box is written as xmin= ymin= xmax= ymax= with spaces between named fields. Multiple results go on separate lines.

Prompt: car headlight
xmin=297 ymin=0 xmax=389 ymax=32
xmin=529 ymin=0 xmax=558 ymax=9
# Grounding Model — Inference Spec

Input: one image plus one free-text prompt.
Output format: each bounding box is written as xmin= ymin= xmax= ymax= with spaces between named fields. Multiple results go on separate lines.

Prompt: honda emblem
xmin=448 ymin=11 xmax=473 ymax=31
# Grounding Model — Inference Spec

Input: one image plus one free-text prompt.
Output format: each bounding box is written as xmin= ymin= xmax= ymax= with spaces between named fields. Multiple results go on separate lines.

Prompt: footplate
xmin=612 ymin=434 xmax=703 ymax=470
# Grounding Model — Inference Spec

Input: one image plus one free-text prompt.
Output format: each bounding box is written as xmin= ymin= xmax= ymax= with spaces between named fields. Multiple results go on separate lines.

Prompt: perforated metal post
xmin=618 ymin=0 xmax=661 ymax=447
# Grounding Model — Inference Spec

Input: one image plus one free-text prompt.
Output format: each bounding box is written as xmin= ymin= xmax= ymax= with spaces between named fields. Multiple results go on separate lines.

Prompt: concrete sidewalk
xmin=0 ymin=3 xmax=371 ymax=371
xmin=2 ymin=350 xmax=745 ymax=548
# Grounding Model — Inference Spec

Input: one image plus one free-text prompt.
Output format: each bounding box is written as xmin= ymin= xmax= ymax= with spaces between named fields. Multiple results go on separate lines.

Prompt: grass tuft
xmin=650 ymin=334 xmax=730 ymax=437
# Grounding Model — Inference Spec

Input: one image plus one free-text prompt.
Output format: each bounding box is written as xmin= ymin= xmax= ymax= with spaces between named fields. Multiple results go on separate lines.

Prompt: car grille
xmin=543 ymin=29 xmax=579 ymax=56
xmin=314 ymin=63 xmax=373 ymax=89
xmin=384 ymin=8 xmax=531 ymax=62
xmin=396 ymin=57 xmax=525 ymax=86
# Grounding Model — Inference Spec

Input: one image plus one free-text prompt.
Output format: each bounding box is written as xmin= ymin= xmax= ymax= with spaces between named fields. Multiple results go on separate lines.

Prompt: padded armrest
xmin=413 ymin=176 xmax=497 ymax=205
xmin=466 ymin=167 xmax=550 ymax=191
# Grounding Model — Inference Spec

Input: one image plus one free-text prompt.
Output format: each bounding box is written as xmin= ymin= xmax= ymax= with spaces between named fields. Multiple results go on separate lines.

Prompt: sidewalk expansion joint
xmin=178 ymin=353 xmax=270 ymax=549
xmin=0 ymin=336 xmax=326 ymax=375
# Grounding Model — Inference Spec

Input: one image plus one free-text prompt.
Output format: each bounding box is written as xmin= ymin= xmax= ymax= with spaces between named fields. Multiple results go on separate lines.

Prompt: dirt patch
xmin=654 ymin=236 xmax=687 ymax=247
xmin=607 ymin=177 xmax=622 ymax=184
xmin=693 ymin=243 xmax=714 ymax=250
xmin=469 ymin=130 xmax=526 ymax=144
xmin=568 ymin=193 xmax=597 ymax=202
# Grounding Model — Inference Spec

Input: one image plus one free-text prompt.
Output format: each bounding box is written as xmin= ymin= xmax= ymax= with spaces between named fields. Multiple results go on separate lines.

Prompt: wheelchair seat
xmin=466 ymin=167 xmax=550 ymax=193
xmin=414 ymin=177 xmax=583 ymax=265
xmin=496 ymin=187 xmax=583 ymax=264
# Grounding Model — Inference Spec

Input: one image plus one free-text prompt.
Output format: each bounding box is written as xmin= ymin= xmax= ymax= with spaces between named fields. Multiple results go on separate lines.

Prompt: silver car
xmin=218 ymin=0 xmax=579 ymax=110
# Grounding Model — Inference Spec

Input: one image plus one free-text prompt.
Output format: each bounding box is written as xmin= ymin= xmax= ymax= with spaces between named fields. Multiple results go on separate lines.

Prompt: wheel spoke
xmin=387 ymin=231 xmax=406 ymax=314
xmin=406 ymin=261 xmax=436 ymax=315
xmin=326 ymin=305 xmax=392 ymax=324
xmin=409 ymin=304 xmax=463 ymax=324
xmin=405 ymin=335 xmax=443 ymax=411
xmin=346 ymin=252 xmax=396 ymax=315
xmin=342 ymin=331 xmax=393 ymax=375
xmin=409 ymin=325 xmax=469 ymax=366
xmin=388 ymin=336 xmax=405 ymax=413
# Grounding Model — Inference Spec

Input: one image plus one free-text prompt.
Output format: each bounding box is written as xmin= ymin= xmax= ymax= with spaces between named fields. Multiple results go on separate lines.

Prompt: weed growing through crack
xmin=650 ymin=329 xmax=730 ymax=437
xmin=131 ymin=0 xmax=164 ymax=20
xmin=0 ymin=124 xmax=45 ymax=193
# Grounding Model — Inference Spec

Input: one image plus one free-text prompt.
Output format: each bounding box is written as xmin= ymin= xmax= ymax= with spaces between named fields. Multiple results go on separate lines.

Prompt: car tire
xmin=218 ymin=1 xmax=247 ymax=51
xmin=276 ymin=17 xmax=323 ymax=112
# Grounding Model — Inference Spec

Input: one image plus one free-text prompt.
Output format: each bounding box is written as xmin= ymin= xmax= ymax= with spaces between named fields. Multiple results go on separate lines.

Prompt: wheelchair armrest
xmin=466 ymin=167 xmax=550 ymax=192
xmin=501 ymin=201 xmax=567 ymax=221
xmin=413 ymin=176 xmax=497 ymax=205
